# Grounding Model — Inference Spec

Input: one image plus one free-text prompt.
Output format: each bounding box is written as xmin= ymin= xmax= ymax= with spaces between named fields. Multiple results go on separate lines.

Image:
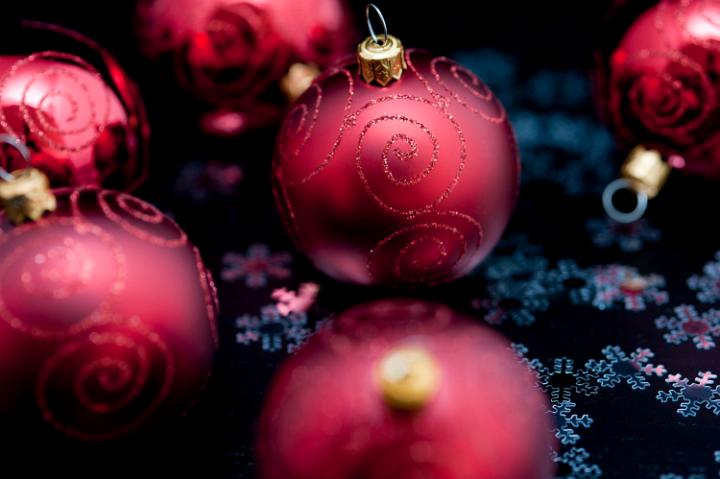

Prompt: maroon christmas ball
xmin=135 ymin=0 xmax=354 ymax=134
xmin=272 ymin=44 xmax=520 ymax=286
xmin=257 ymin=299 xmax=554 ymax=479
xmin=0 ymin=23 xmax=149 ymax=190
xmin=595 ymin=0 xmax=720 ymax=178
xmin=0 ymin=187 xmax=218 ymax=440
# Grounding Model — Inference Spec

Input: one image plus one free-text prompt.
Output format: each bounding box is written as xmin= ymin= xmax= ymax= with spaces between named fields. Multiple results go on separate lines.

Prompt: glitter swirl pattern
xmin=35 ymin=319 xmax=175 ymax=441
xmin=0 ymin=217 xmax=126 ymax=340
xmin=0 ymin=51 xmax=111 ymax=153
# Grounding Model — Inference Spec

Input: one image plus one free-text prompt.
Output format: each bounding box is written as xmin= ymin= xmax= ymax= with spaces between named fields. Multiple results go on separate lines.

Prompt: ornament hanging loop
xmin=0 ymin=134 xmax=30 ymax=181
xmin=365 ymin=4 xmax=388 ymax=46
xmin=602 ymin=178 xmax=648 ymax=224
xmin=0 ymin=134 xmax=56 ymax=224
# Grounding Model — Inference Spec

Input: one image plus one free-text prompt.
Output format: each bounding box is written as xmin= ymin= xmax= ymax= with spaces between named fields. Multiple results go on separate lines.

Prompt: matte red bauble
xmin=272 ymin=43 xmax=520 ymax=286
xmin=135 ymin=0 xmax=353 ymax=134
xmin=0 ymin=187 xmax=218 ymax=440
xmin=596 ymin=0 xmax=720 ymax=178
xmin=257 ymin=299 xmax=554 ymax=479
xmin=0 ymin=23 xmax=149 ymax=190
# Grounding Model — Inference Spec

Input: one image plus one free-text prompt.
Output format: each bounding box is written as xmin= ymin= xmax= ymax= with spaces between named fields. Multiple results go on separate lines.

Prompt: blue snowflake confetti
xmin=657 ymin=371 xmax=720 ymax=417
xmin=553 ymin=447 xmax=603 ymax=479
xmin=222 ymin=244 xmax=292 ymax=288
xmin=585 ymin=346 xmax=666 ymax=390
xmin=655 ymin=305 xmax=720 ymax=351
xmin=173 ymin=160 xmax=243 ymax=201
xmin=552 ymin=400 xmax=593 ymax=446
xmin=473 ymin=280 xmax=550 ymax=326
xmin=574 ymin=265 xmax=669 ymax=311
xmin=586 ymin=217 xmax=661 ymax=253
xmin=659 ymin=474 xmax=707 ymax=479
xmin=514 ymin=344 xmax=598 ymax=403
xmin=235 ymin=305 xmax=310 ymax=353
xmin=537 ymin=259 xmax=593 ymax=299
xmin=688 ymin=251 xmax=720 ymax=304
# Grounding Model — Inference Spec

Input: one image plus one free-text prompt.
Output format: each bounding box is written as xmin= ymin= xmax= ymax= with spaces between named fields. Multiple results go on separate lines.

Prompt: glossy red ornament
xmin=0 ymin=187 xmax=218 ymax=440
xmin=0 ymin=23 xmax=149 ymax=190
xmin=257 ymin=299 xmax=554 ymax=479
xmin=596 ymin=0 xmax=720 ymax=178
xmin=135 ymin=0 xmax=354 ymax=134
xmin=273 ymin=49 xmax=520 ymax=286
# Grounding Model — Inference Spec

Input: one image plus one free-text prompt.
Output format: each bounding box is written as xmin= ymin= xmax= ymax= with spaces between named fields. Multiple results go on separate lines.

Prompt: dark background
xmin=3 ymin=1 xmax=720 ymax=478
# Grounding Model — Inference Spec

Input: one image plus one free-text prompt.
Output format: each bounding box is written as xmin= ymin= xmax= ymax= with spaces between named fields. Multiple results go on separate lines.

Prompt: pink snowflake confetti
xmin=222 ymin=244 xmax=292 ymax=288
xmin=574 ymin=265 xmax=669 ymax=311
xmin=655 ymin=305 xmax=720 ymax=350
xmin=657 ymin=371 xmax=720 ymax=417
xmin=272 ymin=282 xmax=319 ymax=316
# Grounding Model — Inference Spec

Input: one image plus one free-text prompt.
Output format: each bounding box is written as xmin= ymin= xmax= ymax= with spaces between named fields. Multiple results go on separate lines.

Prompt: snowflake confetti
xmin=655 ymin=305 xmax=720 ymax=350
xmin=553 ymin=447 xmax=602 ymax=479
xmin=585 ymin=346 xmax=666 ymax=390
xmin=235 ymin=305 xmax=310 ymax=354
xmin=222 ymin=244 xmax=292 ymax=288
xmin=574 ymin=265 xmax=669 ymax=311
xmin=586 ymin=217 xmax=661 ymax=253
xmin=514 ymin=344 xmax=598 ymax=403
xmin=657 ymin=371 xmax=720 ymax=417
xmin=552 ymin=400 xmax=593 ymax=445
xmin=688 ymin=251 xmax=720 ymax=304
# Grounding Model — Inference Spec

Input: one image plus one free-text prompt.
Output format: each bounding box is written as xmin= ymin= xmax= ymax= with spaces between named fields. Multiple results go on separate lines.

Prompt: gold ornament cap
xmin=0 ymin=168 xmax=57 ymax=224
xmin=376 ymin=346 xmax=440 ymax=411
xmin=0 ymin=134 xmax=57 ymax=224
xmin=357 ymin=4 xmax=406 ymax=86
xmin=621 ymin=146 xmax=671 ymax=199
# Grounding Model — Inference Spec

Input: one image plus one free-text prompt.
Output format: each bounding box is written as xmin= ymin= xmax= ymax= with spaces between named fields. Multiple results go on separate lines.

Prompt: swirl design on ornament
xmin=276 ymin=67 xmax=354 ymax=185
xmin=429 ymin=57 xmax=507 ymax=123
xmin=367 ymin=211 xmax=483 ymax=285
xmin=610 ymin=49 xmax=715 ymax=143
xmin=35 ymin=319 xmax=174 ymax=441
xmin=77 ymin=189 xmax=188 ymax=247
xmin=174 ymin=2 xmax=290 ymax=105
xmin=0 ymin=51 xmax=111 ymax=152
xmin=0 ymin=217 xmax=127 ymax=340
xmin=353 ymin=95 xmax=466 ymax=215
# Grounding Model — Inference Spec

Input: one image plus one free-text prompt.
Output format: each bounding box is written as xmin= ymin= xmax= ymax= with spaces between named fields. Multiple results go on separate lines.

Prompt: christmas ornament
xmin=0 ymin=22 xmax=149 ymax=191
xmin=135 ymin=0 xmax=354 ymax=135
xmin=0 ymin=137 xmax=217 ymax=440
xmin=272 ymin=5 xmax=520 ymax=286
xmin=257 ymin=299 xmax=554 ymax=479
xmin=596 ymin=0 xmax=720 ymax=222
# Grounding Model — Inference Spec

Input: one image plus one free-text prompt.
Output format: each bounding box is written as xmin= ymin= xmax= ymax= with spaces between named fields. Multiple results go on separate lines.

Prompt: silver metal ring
xmin=366 ymin=3 xmax=388 ymax=45
xmin=0 ymin=134 xmax=31 ymax=182
xmin=602 ymin=178 xmax=649 ymax=224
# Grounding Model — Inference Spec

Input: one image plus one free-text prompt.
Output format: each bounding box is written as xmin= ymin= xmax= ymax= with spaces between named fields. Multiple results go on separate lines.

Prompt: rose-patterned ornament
xmin=272 ymin=6 xmax=519 ymax=286
xmin=135 ymin=0 xmax=353 ymax=135
xmin=0 ymin=138 xmax=217 ymax=440
xmin=257 ymin=299 xmax=554 ymax=479
xmin=0 ymin=22 xmax=148 ymax=190
xmin=596 ymin=0 xmax=720 ymax=222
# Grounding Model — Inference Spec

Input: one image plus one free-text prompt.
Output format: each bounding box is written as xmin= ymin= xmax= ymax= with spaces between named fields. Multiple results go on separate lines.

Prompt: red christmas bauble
xmin=0 ymin=187 xmax=218 ymax=440
xmin=0 ymin=23 xmax=149 ymax=190
xmin=257 ymin=299 xmax=554 ymax=479
xmin=135 ymin=0 xmax=354 ymax=134
xmin=273 ymin=49 xmax=520 ymax=286
xmin=596 ymin=0 xmax=720 ymax=178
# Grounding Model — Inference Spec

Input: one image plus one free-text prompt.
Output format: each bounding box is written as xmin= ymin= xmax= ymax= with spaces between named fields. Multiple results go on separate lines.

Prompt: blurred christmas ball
xmin=596 ymin=0 xmax=720 ymax=178
xmin=0 ymin=22 xmax=149 ymax=190
xmin=257 ymin=299 xmax=554 ymax=479
xmin=0 ymin=187 xmax=218 ymax=440
xmin=135 ymin=0 xmax=354 ymax=135
xmin=273 ymin=35 xmax=519 ymax=286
